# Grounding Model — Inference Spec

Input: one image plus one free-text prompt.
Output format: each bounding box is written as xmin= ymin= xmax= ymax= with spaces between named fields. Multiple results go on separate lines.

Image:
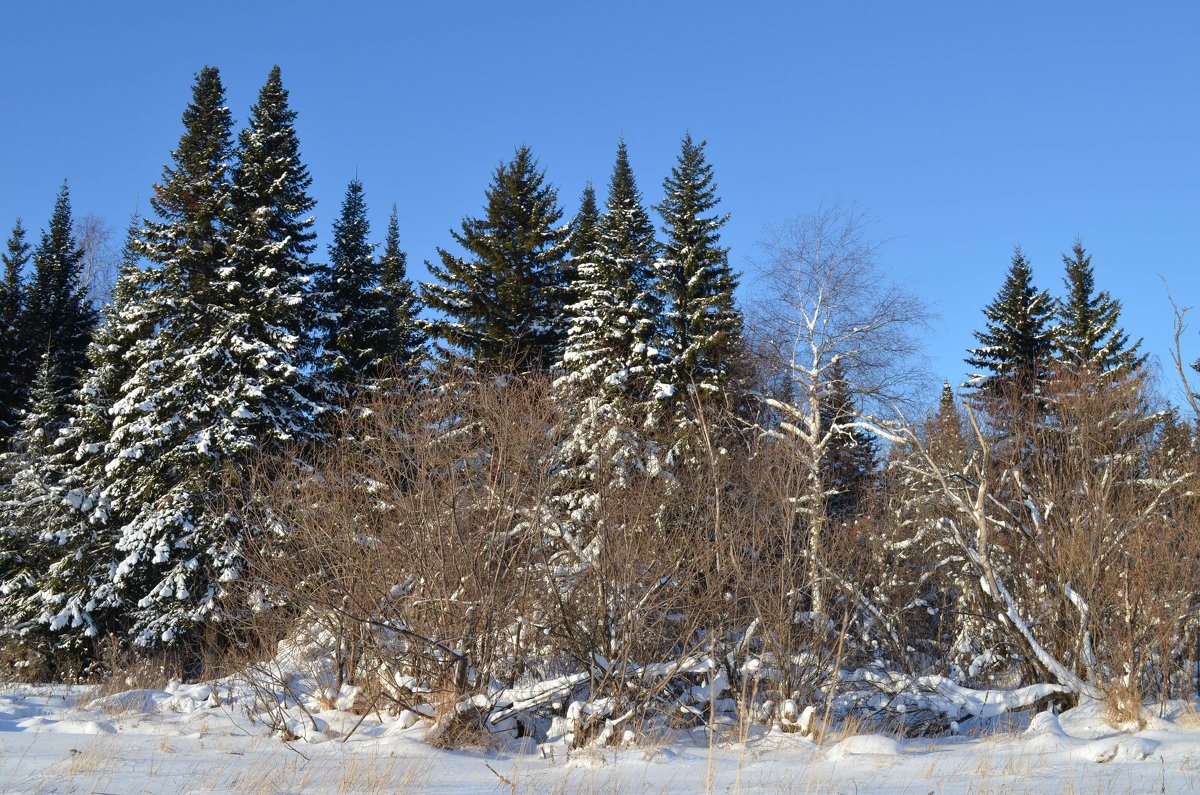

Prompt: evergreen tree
xmin=818 ymin=359 xmax=877 ymax=521
xmin=1056 ymin=239 xmax=1143 ymax=374
xmin=0 ymin=355 xmax=71 ymax=634
xmin=377 ymin=203 xmax=425 ymax=382
xmin=94 ymin=66 xmax=238 ymax=645
xmin=318 ymin=179 xmax=375 ymax=393
xmin=964 ymin=247 xmax=1056 ymax=407
xmin=553 ymin=182 xmax=599 ymax=350
xmin=9 ymin=218 xmax=158 ymax=644
xmin=423 ymin=145 xmax=569 ymax=372
xmin=23 ymin=184 xmax=98 ymax=414
xmin=319 ymin=182 xmax=424 ymax=394
xmin=553 ymin=145 xmax=663 ymax=519
xmin=0 ymin=220 xmax=31 ymax=438
xmin=85 ymin=66 xmax=325 ymax=646
xmin=558 ymin=142 xmax=661 ymax=413
xmin=228 ymin=65 xmax=320 ymax=373
xmin=569 ymin=182 xmax=601 ymax=264
xmin=653 ymin=134 xmax=744 ymax=451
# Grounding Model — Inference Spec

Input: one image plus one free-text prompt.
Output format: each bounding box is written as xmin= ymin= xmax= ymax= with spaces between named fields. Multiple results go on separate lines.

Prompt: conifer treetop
xmin=965 ymin=246 xmax=1056 ymax=397
xmin=1056 ymin=239 xmax=1143 ymax=374
xmin=423 ymin=145 xmax=569 ymax=372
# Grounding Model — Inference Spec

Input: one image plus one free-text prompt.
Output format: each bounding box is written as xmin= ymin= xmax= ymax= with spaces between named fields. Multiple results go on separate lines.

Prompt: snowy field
xmin=0 ymin=683 xmax=1196 ymax=793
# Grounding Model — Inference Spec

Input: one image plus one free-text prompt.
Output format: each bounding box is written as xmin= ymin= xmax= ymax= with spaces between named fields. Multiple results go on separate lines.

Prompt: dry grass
xmin=1174 ymin=700 xmax=1200 ymax=728
xmin=336 ymin=752 xmax=432 ymax=793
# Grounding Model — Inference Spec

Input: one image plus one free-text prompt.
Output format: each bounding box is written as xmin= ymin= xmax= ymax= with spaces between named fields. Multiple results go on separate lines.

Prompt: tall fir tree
xmin=318 ymin=179 xmax=374 ymax=393
xmin=97 ymin=65 xmax=239 ymax=646
xmin=23 ymin=183 xmax=98 ymax=418
xmin=557 ymin=143 xmax=662 ymax=415
xmin=964 ymin=247 xmax=1056 ymax=408
xmin=84 ymin=66 xmax=325 ymax=647
xmin=229 ymin=64 xmax=321 ymax=377
xmin=318 ymin=181 xmax=424 ymax=395
xmin=552 ymin=182 xmax=598 ymax=352
xmin=568 ymin=182 xmax=601 ymax=267
xmin=423 ymin=145 xmax=569 ymax=373
xmin=377 ymin=203 xmax=426 ymax=382
xmin=931 ymin=381 xmax=966 ymax=459
xmin=0 ymin=355 xmax=70 ymax=614
xmin=6 ymin=217 xmax=158 ymax=645
xmin=818 ymin=359 xmax=877 ymax=522
xmin=1056 ymin=239 xmax=1143 ymax=375
xmin=553 ymin=145 xmax=663 ymax=521
xmin=653 ymin=134 xmax=744 ymax=461
xmin=0 ymin=219 xmax=31 ymax=439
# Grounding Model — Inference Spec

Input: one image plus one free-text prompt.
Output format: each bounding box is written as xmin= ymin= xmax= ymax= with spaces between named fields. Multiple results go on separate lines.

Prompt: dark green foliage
xmin=819 ymin=359 xmax=877 ymax=521
xmin=16 ymin=217 xmax=158 ymax=643
xmin=101 ymin=65 xmax=241 ymax=645
xmin=654 ymin=134 xmax=744 ymax=462
xmin=423 ymin=145 xmax=569 ymax=372
xmin=558 ymin=141 xmax=661 ymax=414
xmin=1056 ymin=240 xmax=1143 ymax=375
xmin=0 ymin=220 xmax=31 ymax=438
xmin=965 ymin=247 xmax=1056 ymax=404
xmin=654 ymin=135 xmax=743 ymax=405
xmin=78 ymin=65 xmax=327 ymax=646
xmin=22 ymin=184 xmax=99 ymax=420
xmin=229 ymin=65 xmax=318 ymax=356
xmin=142 ymin=66 xmax=234 ymax=301
xmin=553 ymin=147 xmax=664 ymax=516
xmin=599 ymin=140 xmax=661 ymax=324
xmin=319 ymin=182 xmax=424 ymax=393
xmin=0 ymin=355 xmax=71 ymax=634
xmin=569 ymin=182 xmax=601 ymax=261
xmin=378 ymin=204 xmax=426 ymax=381
xmin=320 ymin=179 xmax=376 ymax=390
xmin=557 ymin=181 xmax=600 ymax=345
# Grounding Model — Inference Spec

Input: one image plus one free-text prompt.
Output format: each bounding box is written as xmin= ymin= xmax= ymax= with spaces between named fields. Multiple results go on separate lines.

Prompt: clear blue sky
xmin=2 ymin=1 xmax=1197 ymax=405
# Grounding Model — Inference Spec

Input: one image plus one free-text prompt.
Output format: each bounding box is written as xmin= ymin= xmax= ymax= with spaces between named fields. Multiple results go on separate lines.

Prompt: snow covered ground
xmin=0 ymin=683 xmax=1196 ymax=793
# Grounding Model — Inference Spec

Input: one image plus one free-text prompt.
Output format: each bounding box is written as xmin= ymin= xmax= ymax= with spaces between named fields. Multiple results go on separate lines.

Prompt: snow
xmin=0 ymin=683 xmax=1193 ymax=793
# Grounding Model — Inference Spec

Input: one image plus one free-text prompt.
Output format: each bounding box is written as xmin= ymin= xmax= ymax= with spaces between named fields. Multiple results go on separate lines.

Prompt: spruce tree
xmin=228 ymin=64 xmax=319 ymax=369
xmin=319 ymin=179 xmax=376 ymax=392
xmin=94 ymin=66 xmax=238 ymax=645
xmin=653 ymin=134 xmax=744 ymax=462
xmin=552 ymin=183 xmax=598 ymax=351
xmin=818 ymin=359 xmax=877 ymax=521
xmin=0 ymin=355 xmax=71 ymax=638
xmin=225 ymin=64 xmax=326 ymax=432
xmin=932 ymin=381 xmax=965 ymax=455
xmin=569 ymin=182 xmax=601 ymax=267
xmin=87 ymin=66 xmax=324 ymax=646
xmin=378 ymin=204 xmax=425 ymax=382
xmin=1056 ymin=239 xmax=1143 ymax=375
xmin=10 ymin=218 xmax=157 ymax=644
xmin=423 ymin=145 xmax=569 ymax=372
xmin=319 ymin=181 xmax=424 ymax=394
xmin=0 ymin=220 xmax=31 ymax=438
xmin=964 ymin=247 xmax=1056 ymax=407
xmin=23 ymin=184 xmax=98 ymax=414
xmin=553 ymin=145 xmax=663 ymax=520
xmin=558 ymin=142 xmax=661 ymax=413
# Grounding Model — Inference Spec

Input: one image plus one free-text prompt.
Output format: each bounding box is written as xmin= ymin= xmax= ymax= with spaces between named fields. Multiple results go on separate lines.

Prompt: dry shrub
xmin=888 ymin=367 xmax=1200 ymax=707
xmin=221 ymin=355 xmax=1200 ymax=744
xmin=236 ymin=372 xmax=562 ymax=715
xmin=1102 ymin=679 xmax=1146 ymax=730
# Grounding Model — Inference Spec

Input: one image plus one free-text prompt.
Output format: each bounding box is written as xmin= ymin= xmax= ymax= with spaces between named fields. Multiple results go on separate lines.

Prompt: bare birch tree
xmin=751 ymin=203 xmax=929 ymax=616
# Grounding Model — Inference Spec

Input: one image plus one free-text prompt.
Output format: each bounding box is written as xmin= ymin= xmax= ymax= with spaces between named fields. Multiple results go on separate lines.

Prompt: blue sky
xmin=1 ymin=1 xmax=1197 ymax=405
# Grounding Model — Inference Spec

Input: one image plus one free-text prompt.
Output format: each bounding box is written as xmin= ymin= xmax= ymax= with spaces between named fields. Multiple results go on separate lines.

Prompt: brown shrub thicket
xmin=228 ymin=361 xmax=1199 ymax=745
